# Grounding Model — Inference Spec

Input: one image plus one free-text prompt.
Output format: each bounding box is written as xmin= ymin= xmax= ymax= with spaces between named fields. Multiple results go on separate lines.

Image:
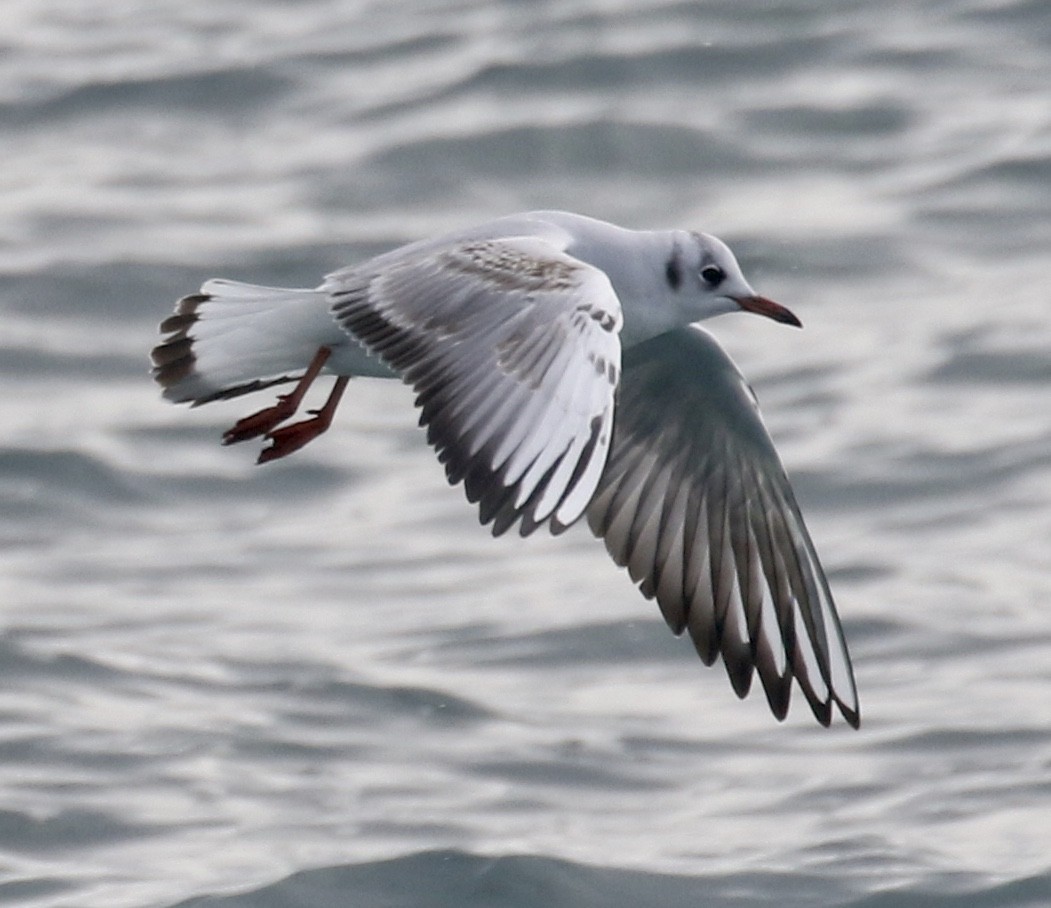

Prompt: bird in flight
xmin=151 ymin=210 xmax=859 ymax=728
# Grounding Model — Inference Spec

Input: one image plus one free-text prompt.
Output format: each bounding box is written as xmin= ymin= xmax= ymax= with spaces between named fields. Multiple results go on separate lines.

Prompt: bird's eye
xmin=700 ymin=264 xmax=725 ymax=287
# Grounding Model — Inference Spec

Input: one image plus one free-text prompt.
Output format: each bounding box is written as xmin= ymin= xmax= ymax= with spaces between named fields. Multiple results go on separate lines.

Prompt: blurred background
xmin=1 ymin=1 xmax=1049 ymax=905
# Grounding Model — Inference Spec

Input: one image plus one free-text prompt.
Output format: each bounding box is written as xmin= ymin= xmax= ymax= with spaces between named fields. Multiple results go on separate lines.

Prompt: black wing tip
xmin=700 ymin=627 xmax=861 ymax=728
xmin=759 ymin=674 xmax=794 ymax=723
xmin=724 ymin=654 xmax=755 ymax=701
xmin=798 ymin=687 xmax=861 ymax=729
xmin=838 ymin=698 xmax=861 ymax=730
xmin=548 ymin=514 xmax=578 ymax=536
xmin=720 ymin=658 xmax=865 ymax=728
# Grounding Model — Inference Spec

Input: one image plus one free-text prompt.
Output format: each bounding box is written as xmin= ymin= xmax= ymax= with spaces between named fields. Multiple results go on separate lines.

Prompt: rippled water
xmin=2 ymin=1 xmax=1050 ymax=906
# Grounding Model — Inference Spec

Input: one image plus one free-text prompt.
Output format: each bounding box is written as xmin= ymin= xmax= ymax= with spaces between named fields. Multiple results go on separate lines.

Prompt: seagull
xmin=151 ymin=210 xmax=859 ymax=728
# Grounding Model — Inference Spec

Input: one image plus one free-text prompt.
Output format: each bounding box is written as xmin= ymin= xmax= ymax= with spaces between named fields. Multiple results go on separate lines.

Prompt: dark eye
xmin=700 ymin=264 xmax=725 ymax=287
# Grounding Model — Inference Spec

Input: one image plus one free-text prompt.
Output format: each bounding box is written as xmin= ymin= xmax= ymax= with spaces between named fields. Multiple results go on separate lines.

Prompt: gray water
xmin=2 ymin=1 xmax=1050 ymax=905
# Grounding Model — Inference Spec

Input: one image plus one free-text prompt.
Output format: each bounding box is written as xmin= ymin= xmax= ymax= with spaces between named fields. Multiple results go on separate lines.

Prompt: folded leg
xmin=222 ymin=346 xmax=332 ymax=446
xmin=258 ymin=375 xmax=350 ymax=464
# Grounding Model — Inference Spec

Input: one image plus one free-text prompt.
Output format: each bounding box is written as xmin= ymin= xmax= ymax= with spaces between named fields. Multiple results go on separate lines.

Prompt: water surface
xmin=1 ymin=1 xmax=1050 ymax=905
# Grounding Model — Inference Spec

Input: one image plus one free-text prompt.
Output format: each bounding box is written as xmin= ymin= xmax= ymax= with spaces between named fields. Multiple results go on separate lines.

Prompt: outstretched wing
xmin=327 ymin=235 xmax=623 ymax=536
xmin=587 ymin=326 xmax=859 ymax=727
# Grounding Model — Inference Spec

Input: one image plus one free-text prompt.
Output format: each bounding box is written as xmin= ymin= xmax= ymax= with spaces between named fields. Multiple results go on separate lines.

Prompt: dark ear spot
xmin=664 ymin=251 xmax=682 ymax=290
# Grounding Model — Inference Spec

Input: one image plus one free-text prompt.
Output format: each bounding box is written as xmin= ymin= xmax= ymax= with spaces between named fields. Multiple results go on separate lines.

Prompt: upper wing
xmin=587 ymin=326 xmax=859 ymax=727
xmin=327 ymin=235 xmax=623 ymax=536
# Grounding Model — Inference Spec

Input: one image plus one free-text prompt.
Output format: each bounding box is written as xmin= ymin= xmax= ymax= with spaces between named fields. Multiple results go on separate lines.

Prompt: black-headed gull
xmin=152 ymin=210 xmax=859 ymax=728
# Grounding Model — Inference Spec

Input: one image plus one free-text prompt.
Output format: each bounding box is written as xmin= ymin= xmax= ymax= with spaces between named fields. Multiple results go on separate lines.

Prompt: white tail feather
xmin=151 ymin=280 xmax=342 ymax=404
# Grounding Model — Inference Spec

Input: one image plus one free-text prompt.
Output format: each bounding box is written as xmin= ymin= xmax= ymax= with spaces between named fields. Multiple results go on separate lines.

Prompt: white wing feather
xmin=327 ymin=235 xmax=623 ymax=537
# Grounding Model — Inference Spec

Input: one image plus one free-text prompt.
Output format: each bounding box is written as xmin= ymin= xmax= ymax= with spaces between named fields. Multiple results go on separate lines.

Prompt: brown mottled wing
xmin=587 ymin=326 xmax=859 ymax=727
xmin=327 ymin=236 xmax=623 ymax=536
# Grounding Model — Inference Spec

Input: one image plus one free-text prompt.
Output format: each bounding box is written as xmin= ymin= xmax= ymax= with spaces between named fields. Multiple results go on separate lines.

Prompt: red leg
xmin=222 ymin=346 xmax=333 ymax=446
xmin=257 ymin=375 xmax=350 ymax=464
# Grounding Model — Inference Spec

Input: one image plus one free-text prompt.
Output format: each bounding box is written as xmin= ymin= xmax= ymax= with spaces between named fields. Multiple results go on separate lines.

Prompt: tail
xmin=151 ymin=279 xmax=335 ymax=405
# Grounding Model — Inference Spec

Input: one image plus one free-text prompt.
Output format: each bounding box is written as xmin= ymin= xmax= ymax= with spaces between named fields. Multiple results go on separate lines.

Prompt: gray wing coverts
xmin=587 ymin=327 xmax=859 ymax=727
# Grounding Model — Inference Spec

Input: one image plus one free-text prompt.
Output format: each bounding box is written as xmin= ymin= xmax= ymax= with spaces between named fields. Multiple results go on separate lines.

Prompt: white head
xmin=666 ymin=231 xmax=801 ymax=327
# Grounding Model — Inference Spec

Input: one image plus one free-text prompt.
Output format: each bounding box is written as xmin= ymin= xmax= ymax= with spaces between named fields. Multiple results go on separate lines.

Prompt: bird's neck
xmin=568 ymin=224 xmax=688 ymax=347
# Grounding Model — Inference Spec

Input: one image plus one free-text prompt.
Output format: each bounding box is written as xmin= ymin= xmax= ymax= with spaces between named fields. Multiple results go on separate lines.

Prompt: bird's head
xmin=670 ymin=232 xmax=801 ymax=328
